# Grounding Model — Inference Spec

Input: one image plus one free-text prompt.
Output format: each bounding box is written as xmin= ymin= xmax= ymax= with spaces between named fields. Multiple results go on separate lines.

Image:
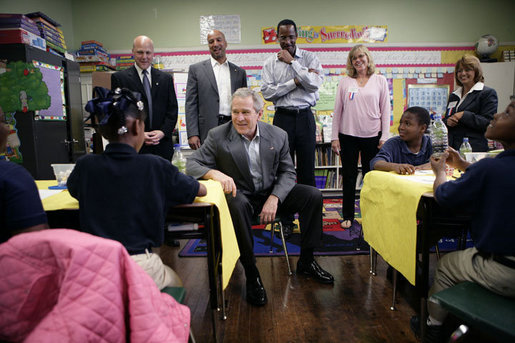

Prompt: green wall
xmin=1 ymin=0 xmax=514 ymax=52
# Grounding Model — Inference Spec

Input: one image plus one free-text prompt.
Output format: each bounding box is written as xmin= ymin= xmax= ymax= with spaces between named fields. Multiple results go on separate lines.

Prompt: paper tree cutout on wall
xmin=0 ymin=61 xmax=51 ymax=112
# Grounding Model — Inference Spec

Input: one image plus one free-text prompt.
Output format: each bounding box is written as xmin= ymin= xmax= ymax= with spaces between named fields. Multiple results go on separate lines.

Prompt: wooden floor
xmin=160 ymin=243 xmax=421 ymax=343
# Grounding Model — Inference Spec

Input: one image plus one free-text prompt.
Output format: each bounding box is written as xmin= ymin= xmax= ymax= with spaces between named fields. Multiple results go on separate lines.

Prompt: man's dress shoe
xmin=246 ymin=276 xmax=267 ymax=306
xmin=296 ymin=259 xmax=335 ymax=284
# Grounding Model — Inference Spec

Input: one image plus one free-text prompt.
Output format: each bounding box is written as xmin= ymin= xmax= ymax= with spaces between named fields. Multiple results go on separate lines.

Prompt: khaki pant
xmin=428 ymin=247 xmax=515 ymax=322
xmin=130 ymin=250 xmax=182 ymax=290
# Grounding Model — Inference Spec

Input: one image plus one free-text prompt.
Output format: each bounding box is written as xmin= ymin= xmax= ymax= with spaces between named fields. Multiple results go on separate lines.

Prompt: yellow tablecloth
xmin=37 ymin=179 xmax=239 ymax=289
xmin=360 ymin=171 xmax=434 ymax=285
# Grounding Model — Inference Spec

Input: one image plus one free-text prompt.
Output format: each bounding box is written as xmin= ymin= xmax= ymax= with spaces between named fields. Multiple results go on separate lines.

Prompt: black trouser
xmin=273 ymin=107 xmax=316 ymax=227
xmin=339 ymin=133 xmax=380 ymax=221
xmin=140 ymin=136 xmax=173 ymax=161
xmin=273 ymin=107 xmax=316 ymax=186
xmin=226 ymin=185 xmax=322 ymax=277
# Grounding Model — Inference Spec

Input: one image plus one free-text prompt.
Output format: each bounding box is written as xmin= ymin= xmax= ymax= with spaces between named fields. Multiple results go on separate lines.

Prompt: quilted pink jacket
xmin=0 ymin=229 xmax=190 ymax=342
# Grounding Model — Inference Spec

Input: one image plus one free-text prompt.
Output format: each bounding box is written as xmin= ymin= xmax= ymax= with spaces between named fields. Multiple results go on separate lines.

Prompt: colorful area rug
xmin=179 ymin=198 xmax=369 ymax=257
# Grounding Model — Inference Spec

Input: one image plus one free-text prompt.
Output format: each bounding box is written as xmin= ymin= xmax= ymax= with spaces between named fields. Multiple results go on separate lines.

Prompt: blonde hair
xmin=455 ymin=55 xmax=484 ymax=87
xmin=346 ymin=45 xmax=375 ymax=78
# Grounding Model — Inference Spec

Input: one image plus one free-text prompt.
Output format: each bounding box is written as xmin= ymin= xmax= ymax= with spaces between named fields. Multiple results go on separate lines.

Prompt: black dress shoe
xmin=296 ymin=259 xmax=334 ymax=284
xmin=281 ymin=223 xmax=294 ymax=240
xmin=246 ymin=276 xmax=267 ymax=306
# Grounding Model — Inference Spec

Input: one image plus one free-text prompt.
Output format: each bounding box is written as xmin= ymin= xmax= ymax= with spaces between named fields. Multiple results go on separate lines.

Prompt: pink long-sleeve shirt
xmin=331 ymin=74 xmax=391 ymax=142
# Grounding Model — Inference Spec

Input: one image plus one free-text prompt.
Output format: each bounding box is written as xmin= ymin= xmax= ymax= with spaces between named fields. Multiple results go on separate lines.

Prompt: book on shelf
xmin=167 ymin=222 xmax=199 ymax=231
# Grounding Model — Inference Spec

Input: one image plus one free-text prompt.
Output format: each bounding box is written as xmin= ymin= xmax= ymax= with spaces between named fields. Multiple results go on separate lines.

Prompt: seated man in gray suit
xmin=187 ymin=88 xmax=334 ymax=306
xmin=185 ymin=30 xmax=247 ymax=150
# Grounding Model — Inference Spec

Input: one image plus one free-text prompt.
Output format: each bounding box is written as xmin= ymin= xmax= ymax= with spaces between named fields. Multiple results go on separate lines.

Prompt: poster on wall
xmin=200 ymin=15 xmax=241 ymax=44
xmin=262 ymin=25 xmax=387 ymax=44
xmin=32 ymin=61 xmax=66 ymax=120
xmin=408 ymin=84 xmax=449 ymax=118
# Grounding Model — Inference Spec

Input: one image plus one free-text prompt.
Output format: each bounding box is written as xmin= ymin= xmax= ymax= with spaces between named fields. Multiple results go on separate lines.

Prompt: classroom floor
xmin=161 ymin=243 xmax=501 ymax=343
xmin=161 ymin=243 xmax=424 ymax=342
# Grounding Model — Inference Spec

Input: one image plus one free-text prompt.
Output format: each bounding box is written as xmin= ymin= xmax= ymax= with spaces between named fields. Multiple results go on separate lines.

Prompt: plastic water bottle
xmin=171 ymin=144 xmax=186 ymax=174
xmin=430 ymin=114 xmax=448 ymax=159
xmin=459 ymin=137 xmax=472 ymax=159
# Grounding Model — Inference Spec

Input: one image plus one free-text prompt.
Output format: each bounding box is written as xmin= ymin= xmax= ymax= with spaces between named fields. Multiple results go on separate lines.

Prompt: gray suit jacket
xmin=185 ymin=59 xmax=247 ymax=143
xmin=186 ymin=121 xmax=296 ymax=202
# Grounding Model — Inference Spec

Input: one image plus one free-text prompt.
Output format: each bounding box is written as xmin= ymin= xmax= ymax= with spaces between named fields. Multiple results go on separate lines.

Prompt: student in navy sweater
xmin=68 ymin=87 xmax=206 ymax=290
xmin=1 ymin=109 xmax=48 ymax=242
xmin=371 ymin=106 xmax=432 ymax=175
xmin=411 ymin=98 xmax=515 ymax=342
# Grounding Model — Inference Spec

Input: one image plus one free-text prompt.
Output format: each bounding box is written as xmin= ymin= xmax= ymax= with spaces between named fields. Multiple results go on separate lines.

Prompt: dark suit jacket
xmin=186 ymin=121 xmax=296 ymax=202
xmin=444 ymin=85 xmax=497 ymax=151
xmin=111 ymin=66 xmax=178 ymax=159
xmin=185 ymin=59 xmax=247 ymax=143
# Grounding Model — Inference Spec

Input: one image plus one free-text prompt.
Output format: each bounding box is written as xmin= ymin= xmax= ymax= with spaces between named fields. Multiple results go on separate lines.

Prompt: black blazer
xmin=444 ymin=85 xmax=497 ymax=151
xmin=111 ymin=66 xmax=178 ymax=159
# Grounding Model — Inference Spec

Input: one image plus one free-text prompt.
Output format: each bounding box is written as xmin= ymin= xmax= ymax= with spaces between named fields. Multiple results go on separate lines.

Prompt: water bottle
xmin=459 ymin=137 xmax=472 ymax=159
xmin=171 ymin=144 xmax=186 ymax=174
xmin=430 ymin=114 xmax=448 ymax=159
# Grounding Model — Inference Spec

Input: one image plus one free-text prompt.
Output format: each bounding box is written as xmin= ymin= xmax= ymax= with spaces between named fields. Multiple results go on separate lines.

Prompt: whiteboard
xmin=481 ymin=62 xmax=515 ymax=113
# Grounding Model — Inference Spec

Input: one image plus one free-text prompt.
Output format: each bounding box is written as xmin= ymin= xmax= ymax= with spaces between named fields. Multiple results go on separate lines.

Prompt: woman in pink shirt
xmin=331 ymin=45 xmax=390 ymax=228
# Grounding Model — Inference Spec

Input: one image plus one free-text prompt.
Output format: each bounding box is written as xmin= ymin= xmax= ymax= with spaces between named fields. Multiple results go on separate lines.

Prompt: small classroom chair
xmin=429 ymin=281 xmax=515 ymax=343
xmin=161 ymin=287 xmax=196 ymax=343
xmin=251 ymin=215 xmax=292 ymax=276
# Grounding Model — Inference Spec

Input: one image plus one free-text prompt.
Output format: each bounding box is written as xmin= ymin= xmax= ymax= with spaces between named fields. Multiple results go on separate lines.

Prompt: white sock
xmin=427 ymin=316 xmax=443 ymax=326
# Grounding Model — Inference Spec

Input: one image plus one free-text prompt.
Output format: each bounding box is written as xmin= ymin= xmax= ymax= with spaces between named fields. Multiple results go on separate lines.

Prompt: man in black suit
xmin=111 ymin=35 xmax=178 ymax=160
xmin=186 ymin=30 xmax=247 ymax=149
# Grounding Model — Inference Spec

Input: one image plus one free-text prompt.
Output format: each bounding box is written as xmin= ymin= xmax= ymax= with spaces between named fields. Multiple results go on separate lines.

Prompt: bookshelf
xmin=314 ymin=143 xmax=341 ymax=191
xmin=314 ymin=142 xmax=363 ymax=194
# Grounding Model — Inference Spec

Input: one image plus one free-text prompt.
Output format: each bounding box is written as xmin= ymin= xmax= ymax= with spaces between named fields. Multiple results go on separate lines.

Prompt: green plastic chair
xmin=430 ymin=281 xmax=515 ymax=342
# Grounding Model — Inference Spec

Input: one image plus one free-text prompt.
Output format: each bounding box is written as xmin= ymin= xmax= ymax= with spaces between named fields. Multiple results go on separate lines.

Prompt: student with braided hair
xmin=67 ymin=87 xmax=206 ymax=289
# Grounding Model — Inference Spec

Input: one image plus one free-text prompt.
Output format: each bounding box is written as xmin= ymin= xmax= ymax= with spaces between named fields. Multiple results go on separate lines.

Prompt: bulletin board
xmin=33 ymin=61 xmax=66 ymax=121
xmin=112 ymin=46 xmax=482 ymax=145
xmin=408 ymin=84 xmax=450 ymax=118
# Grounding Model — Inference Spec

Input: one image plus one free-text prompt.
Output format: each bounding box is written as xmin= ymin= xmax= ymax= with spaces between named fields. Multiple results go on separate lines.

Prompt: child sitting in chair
xmin=371 ymin=106 xmax=432 ymax=175
xmin=68 ymin=87 xmax=206 ymax=289
xmin=410 ymin=97 xmax=515 ymax=342
xmin=1 ymin=108 xmax=48 ymax=242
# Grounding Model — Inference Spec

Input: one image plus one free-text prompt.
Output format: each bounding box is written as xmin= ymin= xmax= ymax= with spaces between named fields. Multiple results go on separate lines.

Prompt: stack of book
xmin=75 ymin=40 xmax=114 ymax=72
xmin=25 ymin=12 xmax=67 ymax=55
xmin=0 ymin=13 xmax=46 ymax=50
xmin=116 ymin=55 xmax=135 ymax=70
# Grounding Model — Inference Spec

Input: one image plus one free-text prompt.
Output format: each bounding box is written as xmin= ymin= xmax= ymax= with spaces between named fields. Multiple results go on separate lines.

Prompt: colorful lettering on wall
xmin=261 ymin=25 xmax=388 ymax=45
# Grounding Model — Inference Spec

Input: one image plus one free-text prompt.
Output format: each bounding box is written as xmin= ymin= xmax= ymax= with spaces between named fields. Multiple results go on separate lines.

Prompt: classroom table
xmin=360 ymin=170 xmax=470 ymax=339
xmin=37 ymin=179 xmax=239 ymax=340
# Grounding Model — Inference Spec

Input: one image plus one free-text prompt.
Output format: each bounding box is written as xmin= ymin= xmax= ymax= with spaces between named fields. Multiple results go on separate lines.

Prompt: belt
xmin=127 ymin=248 xmax=151 ymax=255
xmin=493 ymin=255 xmax=515 ymax=269
xmin=477 ymin=251 xmax=515 ymax=269
xmin=275 ymin=106 xmax=311 ymax=114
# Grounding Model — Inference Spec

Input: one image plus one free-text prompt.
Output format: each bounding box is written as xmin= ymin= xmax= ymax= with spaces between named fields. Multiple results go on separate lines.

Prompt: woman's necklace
xmin=356 ymin=76 xmax=369 ymax=87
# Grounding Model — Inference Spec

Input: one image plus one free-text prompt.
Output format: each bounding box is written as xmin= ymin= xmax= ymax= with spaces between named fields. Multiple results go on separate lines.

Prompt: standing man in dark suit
xmin=111 ymin=35 xmax=178 ymax=160
xmin=186 ymin=30 xmax=247 ymax=150
xmin=187 ymin=88 xmax=334 ymax=306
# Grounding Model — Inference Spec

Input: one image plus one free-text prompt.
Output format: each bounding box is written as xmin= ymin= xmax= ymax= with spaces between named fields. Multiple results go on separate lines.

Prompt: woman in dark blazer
xmin=444 ymin=55 xmax=498 ymax=151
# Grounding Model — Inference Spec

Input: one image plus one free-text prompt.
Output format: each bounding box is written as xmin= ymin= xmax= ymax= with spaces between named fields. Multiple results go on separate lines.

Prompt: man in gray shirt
xmin=261 ymin=19 xmax=323 ymax=236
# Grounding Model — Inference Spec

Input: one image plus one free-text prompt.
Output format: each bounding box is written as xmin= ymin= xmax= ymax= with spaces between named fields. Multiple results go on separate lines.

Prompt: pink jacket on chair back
xmin=0 ymin=229 xmax=190 ymax=342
